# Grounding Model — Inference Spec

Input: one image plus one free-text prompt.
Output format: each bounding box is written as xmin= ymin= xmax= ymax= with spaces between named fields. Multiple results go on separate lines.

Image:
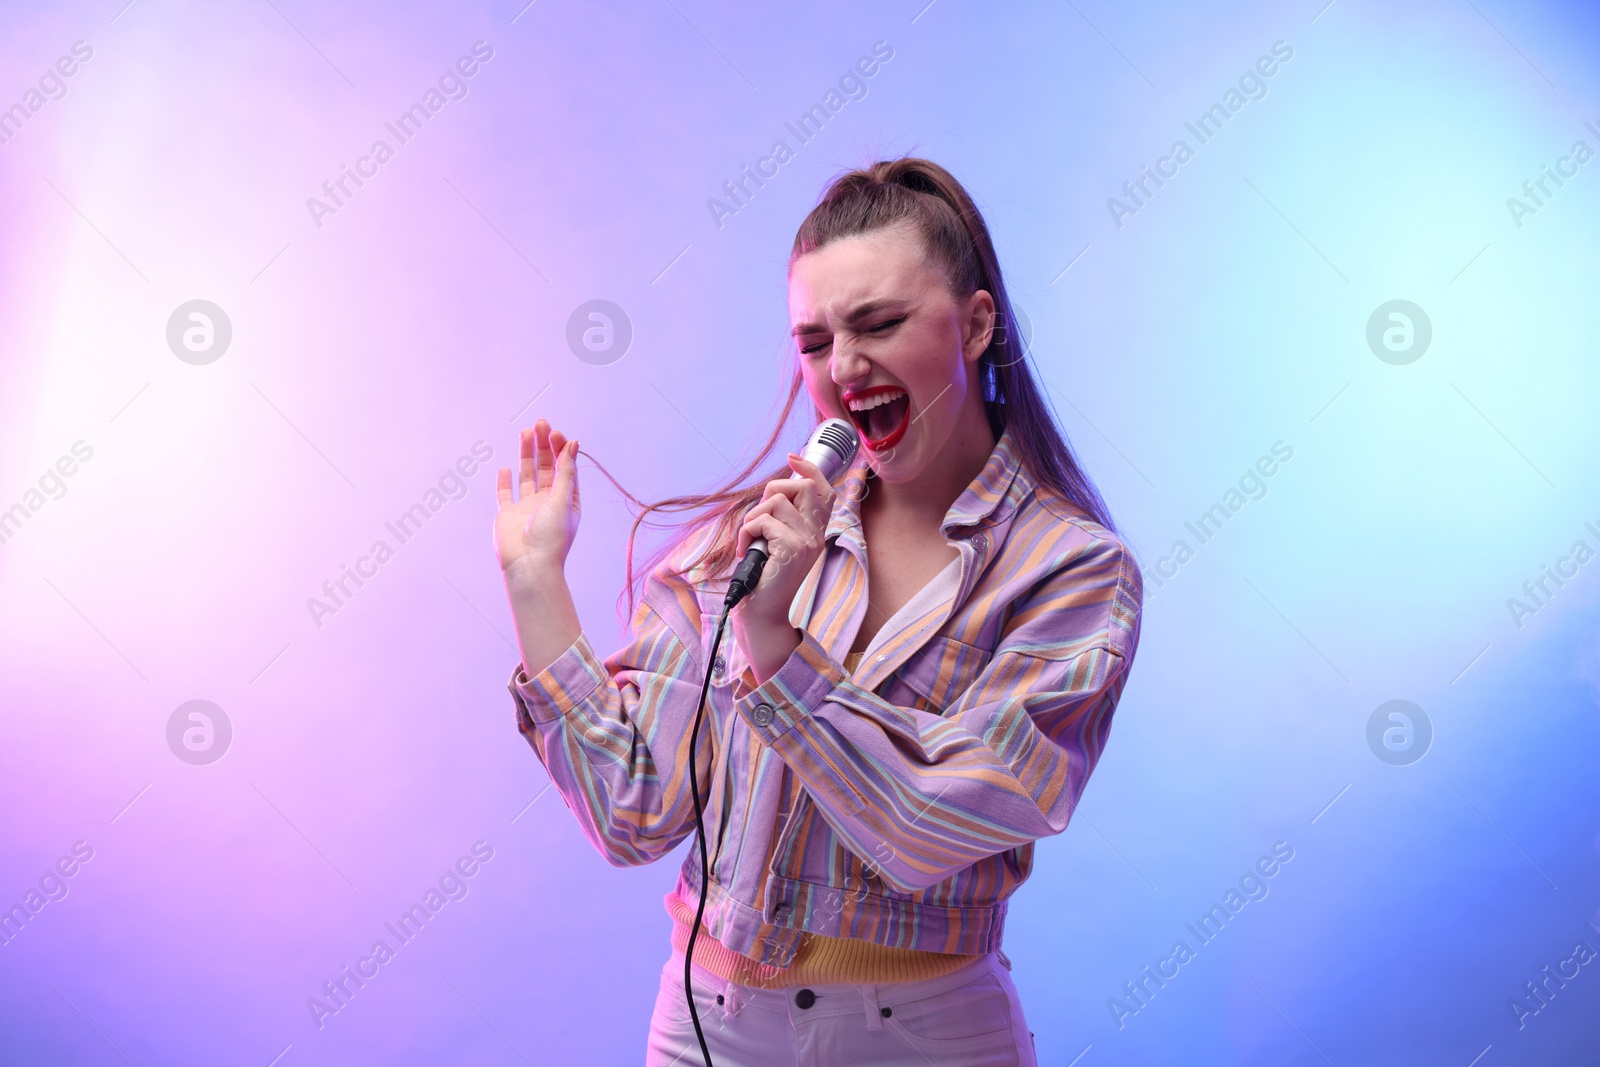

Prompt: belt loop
xmin=721 ymin=977 xmax=742 ymax=1018
xmin=861 ymin=981 xmax=884 ymax=1031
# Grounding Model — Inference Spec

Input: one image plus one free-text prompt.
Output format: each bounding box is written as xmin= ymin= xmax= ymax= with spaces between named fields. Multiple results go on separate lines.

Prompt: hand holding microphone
xmin=727 ymin=419 xmax=858 ymax=610
xmin=727 ymin=419 xmax=858 ymax=683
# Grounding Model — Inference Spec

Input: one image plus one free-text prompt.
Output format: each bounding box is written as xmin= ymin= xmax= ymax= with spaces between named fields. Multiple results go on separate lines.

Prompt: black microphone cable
xmin=679 ymin=419 xmax=851 ymax=1064
xmin=682 ymin=549 xmax=767 ymax=1067
xmin=682 ymin=609 xmax=725 ymax=1067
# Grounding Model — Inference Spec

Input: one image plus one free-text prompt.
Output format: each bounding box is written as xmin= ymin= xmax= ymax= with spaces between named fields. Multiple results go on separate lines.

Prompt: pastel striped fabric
xmin=510 ymin=424 xmax=1143 ymax=967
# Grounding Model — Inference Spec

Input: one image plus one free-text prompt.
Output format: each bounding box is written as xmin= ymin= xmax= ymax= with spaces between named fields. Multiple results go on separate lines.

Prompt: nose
xmin=829 ymin=340 xmax=871 ymax=389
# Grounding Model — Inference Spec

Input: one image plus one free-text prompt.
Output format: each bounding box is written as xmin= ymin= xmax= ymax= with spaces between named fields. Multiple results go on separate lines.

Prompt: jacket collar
xmin=825 ymin=423 xmax=1029 ymax=545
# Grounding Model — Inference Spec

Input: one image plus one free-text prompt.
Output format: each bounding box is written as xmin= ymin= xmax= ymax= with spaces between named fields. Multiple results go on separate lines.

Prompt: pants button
xmin=795 ymin=988 xmax=816 ymax=1009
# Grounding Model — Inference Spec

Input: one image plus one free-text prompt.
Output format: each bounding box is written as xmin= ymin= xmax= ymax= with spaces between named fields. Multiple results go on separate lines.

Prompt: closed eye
xmin=799 ymin=317 xmax=904 ymax=355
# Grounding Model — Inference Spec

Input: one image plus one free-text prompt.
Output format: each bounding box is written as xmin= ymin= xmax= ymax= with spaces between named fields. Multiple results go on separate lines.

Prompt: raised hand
xmin=495 ymin=419 xmax=581 ymax=581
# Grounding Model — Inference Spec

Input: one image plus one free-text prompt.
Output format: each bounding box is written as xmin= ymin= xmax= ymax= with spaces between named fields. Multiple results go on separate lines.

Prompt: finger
xmin=534 ymin=419 xmax=555 ymax=492
xmin=551 ymin=439 xmax=578 ymax=508
xmin=570 ymin=441 xmax=581 ymax=511
xmin=763 ymin=498 xmax=817 ymax=561
xmin=743 ymin=494 xmax=780 ymax=521
xmin=735 ymin=510 xmax=784 ymax=559
xmin=734 ymin=501 xmax=768 ymax=557
xmin=496 ymin=466 xmax=513 ymax=507
xmin=740 ymin=496 xmax=784 ymax=549
xmin=765 ymin=470 xmax=823 ymax=528
xmin=550 ymin=428 xmax=567 ymax=457
xmin=765 ymin=492 xmax=808 ymax=533
xmin=787 ymin=454 xmax=832 ymax=509
xmin=519 ymin=429 xmax=536 ymax=497
xmin=787 ymin=454 xmax=831 ymax=493
xmin=790 ymin=477 xmax=825 ymax=528
xmin=759 ymin=475 xmax=811 ymax=507
xmin=746 ymin=505 xmax=809 ymax=571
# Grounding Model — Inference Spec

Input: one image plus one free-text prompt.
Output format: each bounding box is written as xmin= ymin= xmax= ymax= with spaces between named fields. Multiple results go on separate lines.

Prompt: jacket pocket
xmin=893 ymin=634 xmax=992 ymax=715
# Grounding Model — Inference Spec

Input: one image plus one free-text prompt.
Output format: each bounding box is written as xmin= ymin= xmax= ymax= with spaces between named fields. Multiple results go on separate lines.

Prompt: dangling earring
xmin=981 ymin=355 xmax=1001 ymax=403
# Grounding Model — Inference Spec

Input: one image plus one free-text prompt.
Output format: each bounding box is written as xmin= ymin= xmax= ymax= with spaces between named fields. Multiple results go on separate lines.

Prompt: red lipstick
xmin=841 ymin=384 xmax=911 ymax=452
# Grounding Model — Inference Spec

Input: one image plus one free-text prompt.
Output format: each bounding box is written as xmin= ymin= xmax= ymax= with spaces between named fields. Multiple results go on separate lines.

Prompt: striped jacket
xmin=510 ymin=424 xmax=1143 ymax=966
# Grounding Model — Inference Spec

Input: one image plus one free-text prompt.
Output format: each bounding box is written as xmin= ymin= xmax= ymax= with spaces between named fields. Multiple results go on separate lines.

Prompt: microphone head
xmin=799 ymin=418 xmax=859 ymax=482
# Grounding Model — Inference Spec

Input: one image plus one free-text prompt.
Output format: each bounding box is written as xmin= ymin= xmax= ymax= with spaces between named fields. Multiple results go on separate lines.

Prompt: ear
xmin=962 ymin=289 xmax=996 ymax=364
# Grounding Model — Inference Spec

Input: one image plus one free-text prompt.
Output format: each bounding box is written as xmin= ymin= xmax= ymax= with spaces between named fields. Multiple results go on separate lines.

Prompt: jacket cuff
xmin=734 ymin=630 xmax=846 ymax=743
xmin=508 ymin=632 xmax=606 ymax=725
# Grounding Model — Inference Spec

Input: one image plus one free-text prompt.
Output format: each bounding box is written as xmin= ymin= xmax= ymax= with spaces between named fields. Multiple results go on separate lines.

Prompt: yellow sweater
xmin=667 ymin=649 xmax=983 ymax=989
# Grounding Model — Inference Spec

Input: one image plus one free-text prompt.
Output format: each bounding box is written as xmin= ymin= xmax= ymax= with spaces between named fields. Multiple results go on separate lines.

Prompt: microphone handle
xmin=725 ymin=538 xmax=768 ymax=610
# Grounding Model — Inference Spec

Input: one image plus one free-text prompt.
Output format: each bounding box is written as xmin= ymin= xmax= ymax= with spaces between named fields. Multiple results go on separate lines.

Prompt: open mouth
xmin=845 ymin=386 xmax=911 ymax=451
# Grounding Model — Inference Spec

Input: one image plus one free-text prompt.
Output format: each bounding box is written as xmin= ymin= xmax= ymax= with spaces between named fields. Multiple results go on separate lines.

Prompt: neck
xmin=864 ymin=398 xmax=996 ymax=530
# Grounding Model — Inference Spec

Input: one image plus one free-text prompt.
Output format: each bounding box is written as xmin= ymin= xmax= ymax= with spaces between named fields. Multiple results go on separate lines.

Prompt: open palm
xmin=495 ymin=419 xmax=580 ymax=578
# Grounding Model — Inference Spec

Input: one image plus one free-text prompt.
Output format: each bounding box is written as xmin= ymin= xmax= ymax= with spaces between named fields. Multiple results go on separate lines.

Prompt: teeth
xmin=846 ymin=389 xmax=906 ymax=412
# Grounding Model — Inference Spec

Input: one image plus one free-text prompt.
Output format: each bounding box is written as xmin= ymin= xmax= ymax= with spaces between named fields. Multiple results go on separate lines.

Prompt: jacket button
xmin=712 ymin=654 xmax=726 ymax=677
xmin=795 ymin=988 xmax=816 ymax=1009
xmin=751 ymin=703 xmax=774 ymax=726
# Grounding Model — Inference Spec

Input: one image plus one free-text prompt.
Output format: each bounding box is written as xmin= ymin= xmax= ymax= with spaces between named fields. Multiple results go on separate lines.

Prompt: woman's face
xmin=788 ymin=224 xmax=994 ymax=485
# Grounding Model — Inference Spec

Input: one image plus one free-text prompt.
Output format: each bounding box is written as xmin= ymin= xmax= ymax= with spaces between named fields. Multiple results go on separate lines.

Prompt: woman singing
xmin=495 ymin=158 xmax=1143 ymax=1066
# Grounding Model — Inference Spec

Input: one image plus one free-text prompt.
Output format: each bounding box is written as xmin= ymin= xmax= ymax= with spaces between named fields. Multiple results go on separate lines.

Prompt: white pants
xmin=645 ymin=946 xmax=1038 ymax=1067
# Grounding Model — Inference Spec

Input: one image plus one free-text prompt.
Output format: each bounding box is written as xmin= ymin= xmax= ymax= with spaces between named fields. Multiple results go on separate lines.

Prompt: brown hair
xmin=595 ymin=157 xmax=1116 ymax=621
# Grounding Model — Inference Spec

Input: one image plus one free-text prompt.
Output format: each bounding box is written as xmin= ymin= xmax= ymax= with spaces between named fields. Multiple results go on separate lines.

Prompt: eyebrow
xmin=790 ymin=299 xmax=905 ymax=337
